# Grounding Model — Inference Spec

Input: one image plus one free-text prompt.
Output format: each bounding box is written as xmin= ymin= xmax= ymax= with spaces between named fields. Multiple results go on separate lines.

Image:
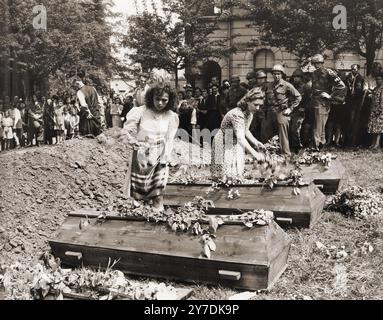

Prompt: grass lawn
xmin=170 ymin=149 xmax=383 ymax=300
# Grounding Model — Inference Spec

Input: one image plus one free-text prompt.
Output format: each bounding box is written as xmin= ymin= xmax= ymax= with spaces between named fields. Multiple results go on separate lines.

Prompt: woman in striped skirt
xmin=122 ymin=84 xmax=179 ymax=211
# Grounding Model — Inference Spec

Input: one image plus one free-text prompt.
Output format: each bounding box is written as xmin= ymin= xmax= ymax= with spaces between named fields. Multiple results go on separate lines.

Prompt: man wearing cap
xmin=289 ymin=69 xmax=312 ymax=152
xmin=344 ymin=64 xmax=368 ymax=147
xmin=309 ymin=54 xmax=346 ymax=150
xmin=226 ymin=76 xmax=248 ymax=112
xmin=265 ymin=64 xmax=302 ymax=156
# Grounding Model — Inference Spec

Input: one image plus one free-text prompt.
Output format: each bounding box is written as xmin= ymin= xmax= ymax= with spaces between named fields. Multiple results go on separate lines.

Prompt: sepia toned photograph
xmin=0 ymin=0 xmax=382 ymax=305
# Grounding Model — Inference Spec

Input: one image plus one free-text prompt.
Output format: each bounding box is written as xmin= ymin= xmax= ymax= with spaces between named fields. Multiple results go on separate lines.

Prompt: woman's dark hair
xmin=145 ymin=84 xmax=176 ymax=112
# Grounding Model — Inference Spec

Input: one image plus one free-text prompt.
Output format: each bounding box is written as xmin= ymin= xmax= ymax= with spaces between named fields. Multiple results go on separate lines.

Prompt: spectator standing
xmin=10 ymin=102 xmax=22 ymax=148
xmin=289 ymin=69 xmax=312 ymax=152
xmin=110 ymin=97 xmax=124 ymax=128
xmin=361 ymin=62 xmax=382 ymax=147
xmin=264 ymin=65 xmax=302 ymax=156
xmin=28 ymin=100 xmax=44 ymax=147
xmin=73 ymin=78 xmax=104 ymax=137
xmin=2 ymin=110 xmax=14 ymax=150
xmin=309 ymin=54 xmax=346 ymax=150
xmin=194 ymin=88 xmax=207 ymax=130
xmin=0 ymin=111 xmax=4 ymax=151
xmin=344 ymin=64 xmax=368 ymax=147
xmin=206 ymin=84 xmax=222 ymax=133
xmin=226 ymin=76 xmax=248 ymax=112
xmin=104 ymin=98 xmax=113 ymax=128
xmin=368 ymin=73 xmax=383 ymax=149
xmin=54 ymin=100 xmax=65 ymax=144
xmin=178 ymin=88 xmax=197 ymax=138
xmin=69 ymin=107 xmax=80 ymax=139
xmin=43 ymin=98 xmax=55 ymax=145
xmin=121 ymin=96 xmax=134 ymax=125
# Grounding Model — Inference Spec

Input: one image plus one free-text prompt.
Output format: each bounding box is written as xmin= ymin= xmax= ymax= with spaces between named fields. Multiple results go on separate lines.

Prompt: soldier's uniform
xmin=265 ymin=78 xmax=301 ymax=156
xmin=310 ymin=65 xmax=346 ymax=148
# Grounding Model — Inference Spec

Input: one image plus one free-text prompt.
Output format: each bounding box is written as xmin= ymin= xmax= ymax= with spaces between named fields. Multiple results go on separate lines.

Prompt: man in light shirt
xmin=10 ymin=101 xmax=22 ymax=148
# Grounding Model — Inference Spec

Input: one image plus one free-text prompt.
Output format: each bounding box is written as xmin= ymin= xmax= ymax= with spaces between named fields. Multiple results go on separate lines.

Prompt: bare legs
xmin=370 ymin=133 xmax=381 ymax=149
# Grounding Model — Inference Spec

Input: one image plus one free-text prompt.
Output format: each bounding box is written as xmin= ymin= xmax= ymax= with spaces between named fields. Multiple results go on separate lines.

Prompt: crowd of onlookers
xmin=175 ymin=61 xmax=383 ymax=153
xmin=0 ymin=93 xmax=134 ymax=152
xmin=1 ymin=60 xmax=383 ymax=154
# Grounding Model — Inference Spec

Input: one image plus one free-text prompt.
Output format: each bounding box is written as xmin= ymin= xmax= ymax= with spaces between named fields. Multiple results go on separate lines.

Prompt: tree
xmin=0 ymin=0 xmax=125 ymax=98
xmin=243 ymin=0 xmax=383 ymax=75
xmin=122 ymin=0 xmax=236 ymax=88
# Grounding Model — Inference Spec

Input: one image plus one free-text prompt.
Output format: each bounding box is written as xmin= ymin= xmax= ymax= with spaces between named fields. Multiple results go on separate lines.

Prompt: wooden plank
xmin=165 ymin=185 xmax=313 ymax=212
xmin=294 ymin=159 xmax=346 ymax=195
xmin=164 ymin=182 xmax=326 ymax=228
xmin=50 ymin=242 xmax=275 ymax=290
xmin=53 ymin=217 xmax=271 ymax=264
xmin=50 ymin=218 xmax=291 ymax=291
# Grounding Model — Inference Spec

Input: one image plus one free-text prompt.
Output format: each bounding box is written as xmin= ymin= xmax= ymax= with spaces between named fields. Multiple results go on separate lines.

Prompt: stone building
xmin=192 ymin=1 xmax=383 ymax=89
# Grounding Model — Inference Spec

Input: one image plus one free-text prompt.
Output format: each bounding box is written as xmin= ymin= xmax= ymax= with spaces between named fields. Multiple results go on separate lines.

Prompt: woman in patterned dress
xmin=368 ymin=74 xmax=383 ymax=149
xmin=211 ymin=87 xmax=266 ymax=181
xmin=122 ymin=84 xmax=179 ymax=211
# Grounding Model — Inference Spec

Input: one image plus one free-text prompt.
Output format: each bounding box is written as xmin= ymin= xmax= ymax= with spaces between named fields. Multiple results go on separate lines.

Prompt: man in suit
xmin=206 ymin=84 xmax=222 ymax=132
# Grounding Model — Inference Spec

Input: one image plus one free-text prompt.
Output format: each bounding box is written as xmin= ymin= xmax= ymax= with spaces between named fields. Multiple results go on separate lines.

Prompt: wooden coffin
xmin=49 ymin=211 xmax=291 ymax=291
xmin=164 ymin=181 xmax=326 ymax=229
xmin=297 ymin=159 xmax=346 ymax=195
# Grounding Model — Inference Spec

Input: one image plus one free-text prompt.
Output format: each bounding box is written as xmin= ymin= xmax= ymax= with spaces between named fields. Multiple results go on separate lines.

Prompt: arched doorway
xmin=201 ymin=61 xmax=222 ymax=89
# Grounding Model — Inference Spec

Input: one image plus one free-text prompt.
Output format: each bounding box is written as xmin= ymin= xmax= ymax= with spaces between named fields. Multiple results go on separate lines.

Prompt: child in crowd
xmin=63 ymin=106 xmax=71 ymax=140
xmin=54 ymin=100 xmax=65 ymax=143
xmin=69 ymin=107 xmax=80 ymax=139
xmin=1 ymin=110 xmax=14 ymax=150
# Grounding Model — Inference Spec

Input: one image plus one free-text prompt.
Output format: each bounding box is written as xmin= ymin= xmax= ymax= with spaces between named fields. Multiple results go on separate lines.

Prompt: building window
xmin=201 ymin=0 xmax=223 ymax=16
xmin=254 ymin=49 xmax=275 ymax=75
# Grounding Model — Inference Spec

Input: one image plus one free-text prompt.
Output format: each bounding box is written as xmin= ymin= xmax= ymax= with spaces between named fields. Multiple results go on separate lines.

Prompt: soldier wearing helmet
xmin=264 ymin=64 xmax=302 ymax=156
xmin=309 ymin=54 xmax=346 ymax=150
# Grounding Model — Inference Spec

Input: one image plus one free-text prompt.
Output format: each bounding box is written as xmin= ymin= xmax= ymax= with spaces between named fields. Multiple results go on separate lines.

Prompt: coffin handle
xmin=316 ymin=184 xmax=324 ymax=190
xmin=275 ymin=217 xmax=293 ymax=224
xmin=65 ymin=251 xmax=83 ymax=260
xmin=218 ymin=270 xmax=241 ymax=281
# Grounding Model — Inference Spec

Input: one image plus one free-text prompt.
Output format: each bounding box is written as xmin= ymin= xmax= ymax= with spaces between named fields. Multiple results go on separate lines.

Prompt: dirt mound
xmin=0 ymin=129 xmax=209 ymax=271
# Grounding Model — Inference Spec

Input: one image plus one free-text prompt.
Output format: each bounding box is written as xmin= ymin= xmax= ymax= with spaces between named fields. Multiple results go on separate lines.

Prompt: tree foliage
xmin=122 ymin=0 xmax=236 ymax=87
xmin=0 ymin=0 xmax=125 ymax=97
xmin=243 ymin=0 xmax=383 ymax=74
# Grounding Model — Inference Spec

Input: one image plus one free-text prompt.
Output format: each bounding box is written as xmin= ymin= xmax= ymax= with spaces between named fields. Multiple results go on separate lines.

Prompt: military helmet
xmin=291 ymin=69 xmax=304 ymax=78
xmin=311 ymin=54 xmax=324 ymax=63
xmin=271 ymin=64 xmax=285 ymax=74
xmin=255 ymin=70 xmax=267 ymax=79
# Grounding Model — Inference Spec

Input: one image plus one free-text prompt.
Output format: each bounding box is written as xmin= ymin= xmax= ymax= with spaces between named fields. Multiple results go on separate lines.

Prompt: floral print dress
xmin=211 ymin=107 xmax=253 ymax=181
xmin=368 ymin=85 xmax=383 ymax=134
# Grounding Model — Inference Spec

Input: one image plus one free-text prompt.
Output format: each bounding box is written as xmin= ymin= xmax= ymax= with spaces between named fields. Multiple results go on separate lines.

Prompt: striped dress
xmin=123 ymin=106 xmax=179 ymax=200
